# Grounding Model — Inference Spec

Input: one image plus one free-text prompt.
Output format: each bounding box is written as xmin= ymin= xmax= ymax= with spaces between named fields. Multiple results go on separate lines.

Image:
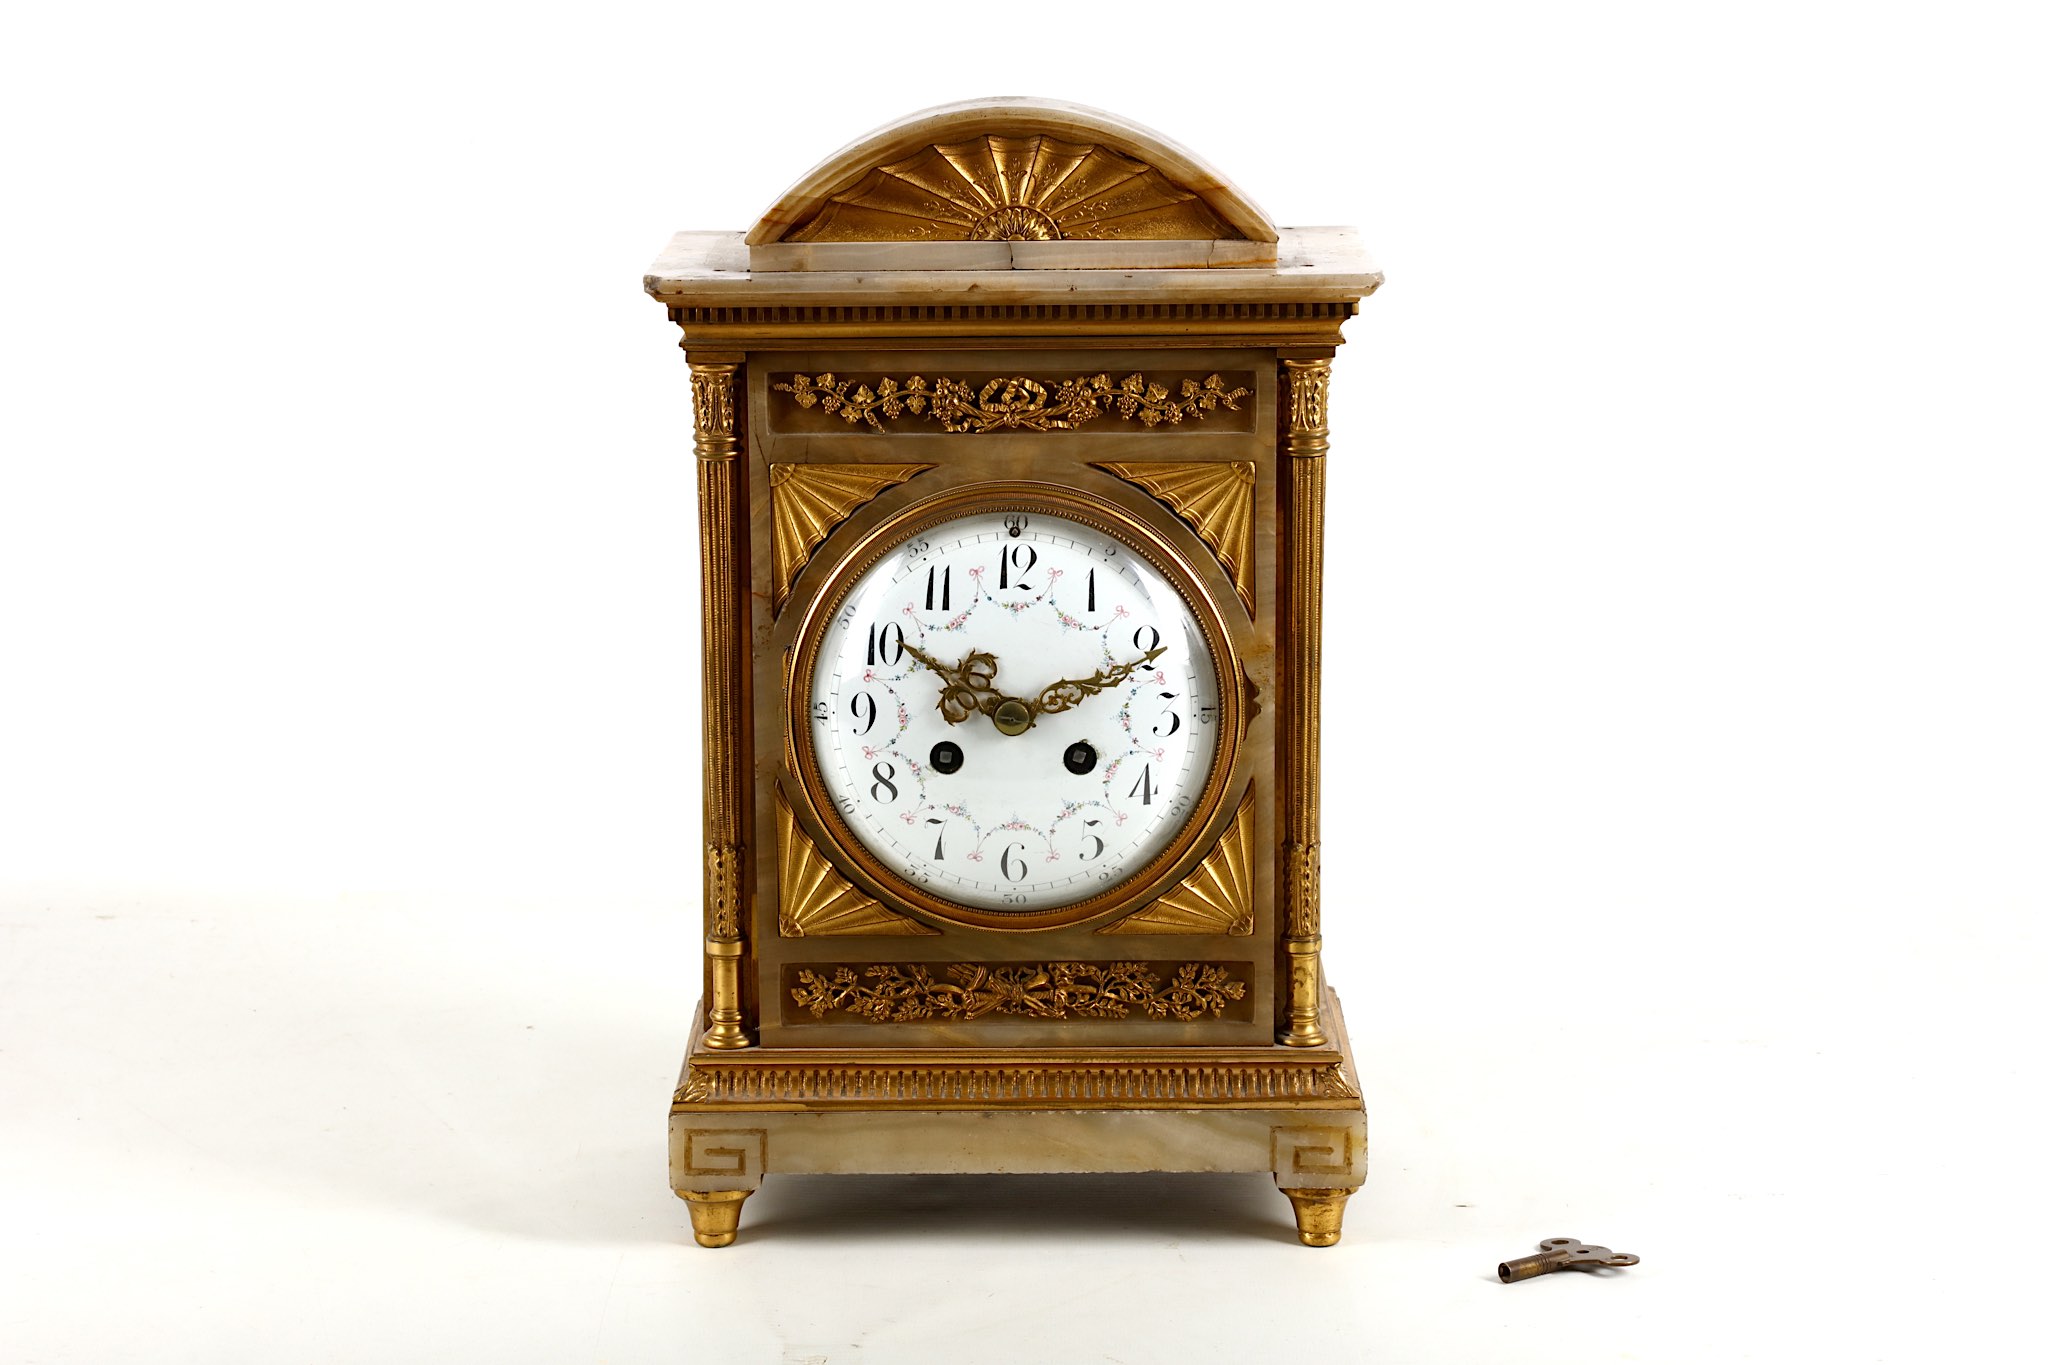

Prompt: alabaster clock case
xmin=649 ymin=98 xmax=1381 ymax=1249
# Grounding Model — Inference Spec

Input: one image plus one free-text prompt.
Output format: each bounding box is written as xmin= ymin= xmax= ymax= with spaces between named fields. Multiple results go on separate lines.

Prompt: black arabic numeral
xmin=926 ymin=817 xmax=946 ymax=860
xmin=1080 ymin=818 xmax=1105 ymax=861
xmin=998 ymin=544 xmax=1037 ymax=591
xmin=1133 ymin=624 xmax=1161 ymax=652
xmin=1129 ymin=765 xmax=1154 ymax=806
xmin=1000 ymin=843 xmax=1028 ymax=882
xmin=870 ymin=762 xmax=899 ymax=803
xmin=867 ymin=622 xmax=905 ymax=666
xmin=924 ymin=564 xmax=952 ymax=611
xmin=849 ymin=691 xmax=877 ymax=735
xmin=1153 ymin=691 xmax=1182 ymax=737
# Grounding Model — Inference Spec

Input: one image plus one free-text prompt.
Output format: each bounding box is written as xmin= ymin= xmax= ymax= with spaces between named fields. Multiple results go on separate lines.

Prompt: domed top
xmin=746 ymin=98 xmax=1279 ymax=264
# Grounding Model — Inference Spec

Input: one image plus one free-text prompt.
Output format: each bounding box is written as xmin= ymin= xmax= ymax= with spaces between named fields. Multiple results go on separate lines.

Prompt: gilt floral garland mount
xmin=774 ymin=372 xmax=1251 ymax=434
xmin=790 ymin=960 xmax=1248 ymax=1024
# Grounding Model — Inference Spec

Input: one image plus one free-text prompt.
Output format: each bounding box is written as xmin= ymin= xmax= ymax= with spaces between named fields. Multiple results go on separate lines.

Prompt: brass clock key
xmin=1498 ymin=1238 xmax=1641 ymax=1282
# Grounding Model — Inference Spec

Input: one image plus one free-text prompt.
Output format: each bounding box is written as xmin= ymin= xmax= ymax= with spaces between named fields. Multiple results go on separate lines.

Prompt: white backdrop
xmin=4 ymin=3 xmax=2043 ymax=1362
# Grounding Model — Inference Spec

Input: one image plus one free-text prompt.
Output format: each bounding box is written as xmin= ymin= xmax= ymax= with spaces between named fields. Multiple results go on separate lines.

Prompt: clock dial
xmin=805 ymin=505 xmax=1224 ymax=915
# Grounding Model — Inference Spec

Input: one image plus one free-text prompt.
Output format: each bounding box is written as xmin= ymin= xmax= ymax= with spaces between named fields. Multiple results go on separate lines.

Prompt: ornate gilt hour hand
xmin=901 ymin=642 xmax=1007 ymax=726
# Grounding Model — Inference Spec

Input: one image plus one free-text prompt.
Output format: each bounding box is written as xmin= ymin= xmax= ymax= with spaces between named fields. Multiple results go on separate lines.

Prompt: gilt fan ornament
xmin=785 ymin=134 xmax=1243 ymax=243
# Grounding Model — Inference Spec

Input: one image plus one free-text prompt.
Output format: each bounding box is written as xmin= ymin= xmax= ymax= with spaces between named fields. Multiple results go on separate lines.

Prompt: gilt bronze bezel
xmin=783 ymin=479 xmax=1247 ymax=932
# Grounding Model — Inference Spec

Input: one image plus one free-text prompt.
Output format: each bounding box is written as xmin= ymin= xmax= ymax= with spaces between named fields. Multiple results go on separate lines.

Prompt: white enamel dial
xmin=805 ymin=505 xmax=1223 ymax=915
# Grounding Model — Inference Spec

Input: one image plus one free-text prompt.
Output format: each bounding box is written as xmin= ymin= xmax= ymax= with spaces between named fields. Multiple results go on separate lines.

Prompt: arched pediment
xmin=747 ymin=98 xmax=1277 ymax=267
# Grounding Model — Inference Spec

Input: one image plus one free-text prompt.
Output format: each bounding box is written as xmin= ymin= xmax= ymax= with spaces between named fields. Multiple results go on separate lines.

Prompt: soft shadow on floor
xmin=732 ymin=1171 xmax=1300 ymax=1247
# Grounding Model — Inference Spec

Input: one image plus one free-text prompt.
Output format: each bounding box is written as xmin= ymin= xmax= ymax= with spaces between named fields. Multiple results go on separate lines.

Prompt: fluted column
xmin=689 ymin=359 xmax=750 ymax=1049
xmin=1278 ymin=356 xmax=1331 ymax=1047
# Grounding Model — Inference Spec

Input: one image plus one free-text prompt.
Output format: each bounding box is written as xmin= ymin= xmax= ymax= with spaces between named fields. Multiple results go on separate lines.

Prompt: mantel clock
xmin=645 ymin=99 xmax=1382 ymax=1247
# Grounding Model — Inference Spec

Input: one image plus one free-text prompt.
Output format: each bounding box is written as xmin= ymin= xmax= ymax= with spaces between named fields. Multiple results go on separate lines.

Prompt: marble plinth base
xmin=669 ymin=991 xmax=1368 ymax=1247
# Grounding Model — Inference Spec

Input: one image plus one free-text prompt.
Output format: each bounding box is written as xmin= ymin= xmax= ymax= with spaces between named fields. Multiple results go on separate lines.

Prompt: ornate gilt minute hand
xmin=902 ymin=641 xmax=1168 ymax=736
xmin=1032 ymin=646 xmax=1168 ymax=718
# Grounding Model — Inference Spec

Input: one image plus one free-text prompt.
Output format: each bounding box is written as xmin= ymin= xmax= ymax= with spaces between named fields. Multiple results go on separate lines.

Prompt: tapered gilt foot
xmin=680 ymin=1189 xmax=752 ymax=1248
xmin=1280 ymin=1185 xmax=1354 ymax=1247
